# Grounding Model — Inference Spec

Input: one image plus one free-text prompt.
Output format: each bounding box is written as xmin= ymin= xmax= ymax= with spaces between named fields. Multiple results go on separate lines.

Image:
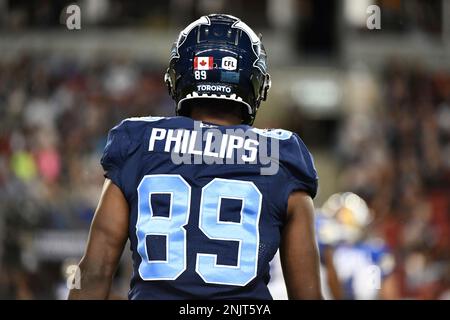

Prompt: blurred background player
xmin=269 ymin=192 xmax=399 ymax=300
xmin=318 ymin=192 xmax=399 ymax=300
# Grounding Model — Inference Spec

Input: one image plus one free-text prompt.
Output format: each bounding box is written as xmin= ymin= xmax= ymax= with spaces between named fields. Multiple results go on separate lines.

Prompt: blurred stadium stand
xmin=0 ymin=0 xmax=448 ymax=299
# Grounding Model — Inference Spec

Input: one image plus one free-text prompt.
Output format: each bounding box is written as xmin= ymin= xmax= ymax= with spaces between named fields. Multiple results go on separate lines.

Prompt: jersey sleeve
xmin=100 ymin=121 xmax=131 ymax=190
xmin=281 ymin=133 xmax=319 ymax=199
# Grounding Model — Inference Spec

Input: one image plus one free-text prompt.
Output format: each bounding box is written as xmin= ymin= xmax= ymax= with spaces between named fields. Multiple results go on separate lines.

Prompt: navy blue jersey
xmin=100 ymin=116 xmax=318 ymax=299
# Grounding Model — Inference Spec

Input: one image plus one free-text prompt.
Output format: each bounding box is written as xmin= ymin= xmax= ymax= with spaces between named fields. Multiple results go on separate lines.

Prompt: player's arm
xmin=68 ymin=179 xmax=129 ymax=300
xmin=280 ymin=191 xmax=323 ymax=300
xmin=323 ymin=247 xmax=344 ymax=299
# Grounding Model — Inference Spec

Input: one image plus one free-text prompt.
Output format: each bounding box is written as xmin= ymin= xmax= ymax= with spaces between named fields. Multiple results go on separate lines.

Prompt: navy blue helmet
xmin=164 ymin=14 xmax=271 ymax=125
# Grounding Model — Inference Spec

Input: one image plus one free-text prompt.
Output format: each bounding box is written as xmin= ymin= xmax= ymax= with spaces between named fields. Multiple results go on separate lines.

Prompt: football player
xmin=320 ymin=192 xmax=398 ymax=300
xmin=68 ymin=14 xmax=322 ymax=300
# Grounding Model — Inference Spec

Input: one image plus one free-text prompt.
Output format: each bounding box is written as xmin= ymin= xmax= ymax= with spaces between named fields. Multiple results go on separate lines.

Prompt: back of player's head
xmin=164 ymin=14 xmax=271 ymax=125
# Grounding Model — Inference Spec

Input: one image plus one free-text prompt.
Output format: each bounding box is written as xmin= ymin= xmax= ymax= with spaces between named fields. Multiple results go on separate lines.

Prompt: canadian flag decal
xmin=194 ymin=57 xmax=213 ymax=70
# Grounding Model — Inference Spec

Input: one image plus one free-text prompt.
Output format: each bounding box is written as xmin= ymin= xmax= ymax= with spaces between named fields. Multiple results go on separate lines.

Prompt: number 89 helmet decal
xmin=164 ymin=14 xmax=271 ymax=125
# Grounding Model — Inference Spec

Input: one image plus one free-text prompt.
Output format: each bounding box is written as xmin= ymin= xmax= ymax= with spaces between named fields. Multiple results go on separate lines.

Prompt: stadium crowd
xmin=0 ymin=53 xmax=170 ymax=298
xmin=0 ymin=53 xmax=448 ymax=299
xmin=337 ymin=61 xmax=450 ymax=299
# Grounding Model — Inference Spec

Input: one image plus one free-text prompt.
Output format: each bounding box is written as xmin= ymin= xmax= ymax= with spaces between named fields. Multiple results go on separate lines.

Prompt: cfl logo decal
xmin=222 ymin=57 xmax=237 ymax=71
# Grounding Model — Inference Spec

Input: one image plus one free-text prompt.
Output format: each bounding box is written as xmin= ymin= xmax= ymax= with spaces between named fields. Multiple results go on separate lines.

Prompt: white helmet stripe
xmin=180 ymin=16 xmax=210 ymax=38
xmin=172 ymin=16 xmax=211 ymax=61
xmin=233 ymin=20 xmax=261 ymax=44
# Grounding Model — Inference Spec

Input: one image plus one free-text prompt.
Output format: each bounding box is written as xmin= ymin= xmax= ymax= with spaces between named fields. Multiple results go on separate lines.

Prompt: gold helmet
xmin=321 ymin=192 xmax=372 ymax=243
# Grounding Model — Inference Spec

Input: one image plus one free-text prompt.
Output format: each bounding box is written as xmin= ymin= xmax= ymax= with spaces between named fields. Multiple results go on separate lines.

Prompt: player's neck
xmin=190 ymin=111 xmax=242 ymax=126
